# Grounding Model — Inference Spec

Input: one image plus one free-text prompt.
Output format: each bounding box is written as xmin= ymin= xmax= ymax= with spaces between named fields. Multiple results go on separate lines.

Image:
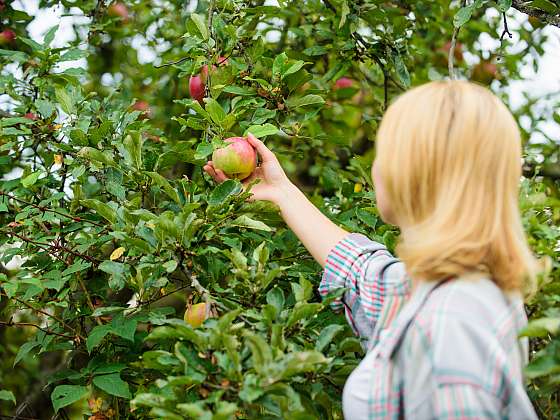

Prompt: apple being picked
xmin=212 ymin=137 xmax=257 ymax=180
xmin=0 ymin=29 xmax=16 ymax=46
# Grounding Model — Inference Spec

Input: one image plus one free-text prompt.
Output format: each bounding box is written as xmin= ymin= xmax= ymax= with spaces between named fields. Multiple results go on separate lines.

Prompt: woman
xmin=204 ymin=80 xmax=539 ymax=419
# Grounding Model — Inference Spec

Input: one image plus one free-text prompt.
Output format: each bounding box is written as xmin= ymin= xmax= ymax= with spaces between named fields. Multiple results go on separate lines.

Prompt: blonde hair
xmin=376 ymin=80 xmax=538 ymax=294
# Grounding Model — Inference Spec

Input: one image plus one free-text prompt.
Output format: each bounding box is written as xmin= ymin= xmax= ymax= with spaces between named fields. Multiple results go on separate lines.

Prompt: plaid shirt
xmin=319 ymin=233 xmax=537 ymax=419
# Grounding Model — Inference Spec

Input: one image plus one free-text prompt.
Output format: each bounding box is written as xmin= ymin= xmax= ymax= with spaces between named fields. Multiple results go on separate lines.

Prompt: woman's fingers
xmin=247 ymin=133 xmax=277 ymax=163
xmin=203 ymin=162 xmax=228 ymax=183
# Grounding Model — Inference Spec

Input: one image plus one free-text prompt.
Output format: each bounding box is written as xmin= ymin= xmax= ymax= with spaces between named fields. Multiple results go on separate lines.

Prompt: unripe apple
xmin=0 ymin=29 xmax=16 ymax=46
xmin=189 ymin=74 xmax=205 ymax=103
xmin=107 ymin=2 xmax=129 ymax=21
xmin=334 ymin=77 xmax=355 ymax=89
xmin=212 ymin=137 xmax=257 ymax=180
xmin=184 ymin=302 xmax=209 ymax=328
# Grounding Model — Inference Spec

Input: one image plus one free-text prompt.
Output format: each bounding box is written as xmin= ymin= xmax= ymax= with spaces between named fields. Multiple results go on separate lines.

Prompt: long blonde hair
xmin=376 ymin=80 xmax=538 ymax=294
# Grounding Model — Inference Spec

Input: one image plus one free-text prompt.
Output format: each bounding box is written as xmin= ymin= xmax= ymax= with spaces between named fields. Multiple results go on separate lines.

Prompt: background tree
xmin=0 ymin=0 xmax=559 ymax=418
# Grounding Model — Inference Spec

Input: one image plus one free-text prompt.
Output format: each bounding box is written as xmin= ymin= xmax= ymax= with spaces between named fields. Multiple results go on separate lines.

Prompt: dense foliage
xmin=0 ymin=0 xmax=559 ymax=418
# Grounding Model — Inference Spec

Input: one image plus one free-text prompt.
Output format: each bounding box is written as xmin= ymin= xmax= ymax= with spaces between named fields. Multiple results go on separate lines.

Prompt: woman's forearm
xmin=276 ymin=183 xmax=348 ymax=267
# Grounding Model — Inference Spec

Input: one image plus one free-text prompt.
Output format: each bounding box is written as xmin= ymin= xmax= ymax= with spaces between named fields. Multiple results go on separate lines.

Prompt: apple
xmin=189 ymin=56 xmax=228 ymax=103
xmin=471 ymin=61 xmax=498 ymax=85
xmin=189 ymin=75 xmax=205 ymax=103
xmin=0 ymin=29 xmax=16 ymax=46
xmin=212 ymin=137 xmax=257 ymax=180
xmin=24 ymin=112 xmax=38 ymax=121
xmin=107 ymin=2 xmax=129 ymax=21
xmin=184 ymin=302 xmax=209 ymax=328
xmin=131 ymin=100 xmax=152 ymax=118
xmin=334 ymin=77 xmax=355 ymax=89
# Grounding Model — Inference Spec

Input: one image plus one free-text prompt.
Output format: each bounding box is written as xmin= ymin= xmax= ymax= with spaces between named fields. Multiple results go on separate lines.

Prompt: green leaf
xmin=81 ymin=199 xmax=117 ymax=223
xmin=303 ymin=46 xmax=329 ymax=56
xmin=0 ymin=390 xmax=15 ymax=405
xmin=282 ymin=60 xmax=306 ymax=79
xmin=146 ymin=172 xmax=180 ymax=204
xmin=98 ymin=261 xmax=129 ymax=290
xmin=208 ymin=179 xmax=242 ymax=205
xmin=191 ymin=14 xmax=209 ymax=40
xmin=272 ymin=52 xmax=289 ymax=79
xmin=55 ymin=86 xmax=76 ymax=114
xmin=204 ymin=98 xmax=227 ymax=126
xmin=286 ymin=302 xmax=322 ymax=327
xmin=77 ymin=147 xmax=116 ymax=167
xmin=244 ymin=332 xmax=273 ymax=374
xmin=453 ymin=5 xmax=474 ymax=28
xmin=43 ymin=25 xmax=58 ymax=46
xmin=244 ymin=123 xmax=279 ymax=138
xmin=496 ymin=0 xmax=512 ymax=11
xmin=527 ymin=0 xmax=559 ymax=13
xmin=14 ymin=341 xmax=40 ymax=367
xmin=222 ymin=86 xmax=257 ymax=96
xmin=266 ymin=287 xmax=284 ymax=314
xmin=194 ymin=142 xmax=214 ymax=160
xmin=21 ymin=171 xmax=41 ymax=188
xmin=87 ymin=324 xmax=112 ymax=353
xmin=60 ymin=48 xmax=88 ymax=61
xmin=393 ymin=53 xmax=410 ymax=88
xmin=286 ymin=94 xmax=325 ymax=109
xmin=93 ymin=373 xmax=131 ymax=399
xmin=51 ymin=385 xmax=88 ymax=412
xmin=315 ymin=324 xmax=345 ymax=352
xmin=122 ymin=132 xmax=143 ymax=170
xmin=230 ymin=215 xmax=273 ymax=231
xmin=111 ymin=313 xmax=137 ymax=342
xmin=519 ymin=317 xmax=560 ymax=338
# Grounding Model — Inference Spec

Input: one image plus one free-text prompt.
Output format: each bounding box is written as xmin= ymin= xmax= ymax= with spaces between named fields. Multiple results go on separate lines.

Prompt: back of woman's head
xmin=376 ymin=80 xmax=538 ymax=293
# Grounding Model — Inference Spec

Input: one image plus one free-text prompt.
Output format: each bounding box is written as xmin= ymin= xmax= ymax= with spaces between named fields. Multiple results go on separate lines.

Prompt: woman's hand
xmin=203 ymin=133 xmax=292 ymax=204
xmin=204 ymin=133 xmax=348 ymax=267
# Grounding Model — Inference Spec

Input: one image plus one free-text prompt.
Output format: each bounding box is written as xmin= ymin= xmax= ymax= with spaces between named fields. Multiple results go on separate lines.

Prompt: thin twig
xmin=500 ymin=12 xmax=513 ymax=41
xmin=0 ymin=191 xmax=104 ymax=227
xmin=153 ymin=56 xmax=190 ymax=69
xmin=0 ymin=320 xmax=74 ymax=339
xmin=448 ymin=25 xmax=460 ymax=79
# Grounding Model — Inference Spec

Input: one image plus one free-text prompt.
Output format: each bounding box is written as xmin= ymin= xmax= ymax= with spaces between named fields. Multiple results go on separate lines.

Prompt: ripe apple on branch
xmin=189 ymin=57 xmax=228 ymax=103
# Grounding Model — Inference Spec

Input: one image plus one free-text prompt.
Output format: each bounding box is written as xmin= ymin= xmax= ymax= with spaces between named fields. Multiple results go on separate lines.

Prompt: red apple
xmin=189 ymin=75 xmax=205 ymax=103
xmin=334 ymin=77 xmax=355 ymax=89
xmin=212 ymin=137 xmax=257 ymax=180
xmin=472 ymin=61 xmax=498 ymax=85
xmin=189 ymin=57 xmax=228 ymax=103
xmin=24 ymin=112 xmax=38 ymax=121
xmin=0 ymin=29 xmax=16 ymax=46
xmin=131 ymin=100 xmax=152 ymax=118
xmin=107 ymin=2 xmax=129 ymax=21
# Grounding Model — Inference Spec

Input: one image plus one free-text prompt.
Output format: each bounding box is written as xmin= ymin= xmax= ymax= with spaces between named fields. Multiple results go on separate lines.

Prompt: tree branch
xmin=511 ymin=1 xmax=560 ymax=28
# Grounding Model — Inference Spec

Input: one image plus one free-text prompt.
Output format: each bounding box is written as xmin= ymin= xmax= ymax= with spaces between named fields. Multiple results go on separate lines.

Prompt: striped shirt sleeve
xmin=319 ymin=233 xmax=411 ymax=345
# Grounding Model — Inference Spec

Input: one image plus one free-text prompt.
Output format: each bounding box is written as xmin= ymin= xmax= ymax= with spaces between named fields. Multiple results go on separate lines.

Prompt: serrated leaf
xmin=93 ymin=373 xmax=131 ymax=399
xmin=51 ymin=385 xmax=88 ymax=412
